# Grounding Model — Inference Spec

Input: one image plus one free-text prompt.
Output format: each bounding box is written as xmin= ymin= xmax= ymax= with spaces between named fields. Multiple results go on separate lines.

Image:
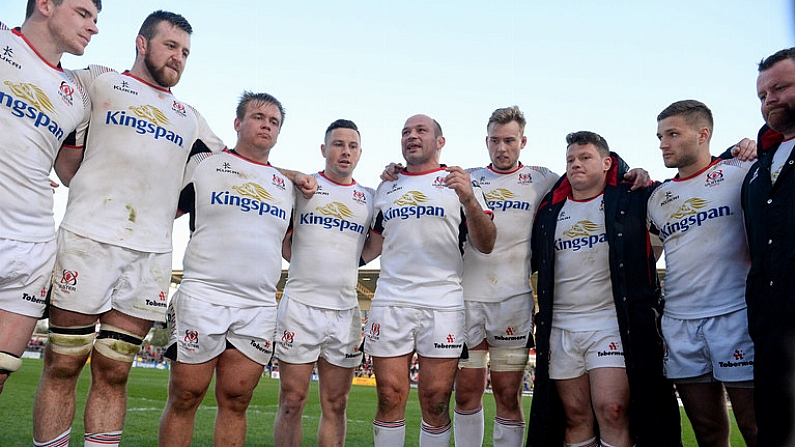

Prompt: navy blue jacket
xmin=740 ymin=125 xmax=795 ymax=446
xmin=526 ymin=152 xmax=681 ymax=447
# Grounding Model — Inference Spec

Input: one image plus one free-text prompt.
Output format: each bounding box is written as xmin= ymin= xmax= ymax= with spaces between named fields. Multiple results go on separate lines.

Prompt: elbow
xmin=478 ymin=232 xmax=496 ymax=254
xmin=55 ymin=171 xmax=73 ymax=188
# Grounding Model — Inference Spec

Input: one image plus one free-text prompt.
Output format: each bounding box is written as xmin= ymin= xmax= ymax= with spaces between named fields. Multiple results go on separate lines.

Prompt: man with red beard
xmin=30 ymin=11 xmax=224 ymax=447
xmin=742 ymin=47 xmax=795 ymax=447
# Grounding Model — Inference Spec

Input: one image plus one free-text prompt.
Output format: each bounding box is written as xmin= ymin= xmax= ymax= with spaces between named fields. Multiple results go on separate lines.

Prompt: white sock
xmin=374 ymin=419 xmax=405 ymax=447
xmin=453 ymin=406 xmax=484 ymax=447
xmin=33 ymin=428 xmax=71 ymax=447
xmin=564 ymin=437 xmax=598 ymax=447
xmin=420 ymin=419 xmax=452 ymax=447
xmin=493 ymin=416 xmax=525 ymax=447
xmin=84 ymin=431 xmax=122 ymax=447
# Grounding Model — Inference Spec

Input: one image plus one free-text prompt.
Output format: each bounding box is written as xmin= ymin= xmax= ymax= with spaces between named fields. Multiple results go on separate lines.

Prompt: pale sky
xmin=2 ymin=0 xmax=793 ymax=269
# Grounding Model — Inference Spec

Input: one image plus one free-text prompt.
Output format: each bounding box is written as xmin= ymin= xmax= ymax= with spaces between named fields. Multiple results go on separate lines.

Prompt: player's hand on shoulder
xmin=381 ymin=162 xmax=402 ymax=182
xmin=294 ymin=172 xmax=318 ymax=199
xmin=731 ymin=138 xmax=757 ymax=162
xmin=624 ymin=167 xmax=652 ymax=190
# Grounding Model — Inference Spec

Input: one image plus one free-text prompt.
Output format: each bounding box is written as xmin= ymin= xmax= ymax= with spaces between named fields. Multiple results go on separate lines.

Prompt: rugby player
xmin=158 ymin=91 xmax=292 ymax=447
xmin=378 ymin=109 xmax=649 ymax=447
xmin=362 ymin=114 xmax=496 ymax=447
xmin=273 ymin=119 xmax=376 ymax=447
xmin=648 ymin=100 xmax=757 ymax=447
xmin=529 ymin=131 xmax=681 ymax=447
xmin=0 ymin=0 xmax=100 ymax=395
xmin=453 ymin=107 xmax=557 ymax=447
xmin=31 ymin=11 xmax=224 ymax=447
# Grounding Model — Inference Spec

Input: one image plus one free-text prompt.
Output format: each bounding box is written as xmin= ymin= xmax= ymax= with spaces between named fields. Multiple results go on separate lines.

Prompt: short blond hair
xmin=487 ymin=106 xmax=526 ymax=135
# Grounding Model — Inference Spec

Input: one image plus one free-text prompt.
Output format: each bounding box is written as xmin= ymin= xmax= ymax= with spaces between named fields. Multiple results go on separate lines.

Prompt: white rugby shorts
xmin=0 ymin=237 xmax=55 ymax=317
xmin=166 ymin=290 xmax=276 ymax=365
xmin=364 ymin=305 xmax=465 ymax=359
xmin=662 ymin=309 xmax=754 ymax=383
xmin=275 ymin=296 xmax=363 ymax=368
xmin=51 ymin=229 xmax=171 ymax=321
xmin=464 ymin=294 xmax=533 ymax=349
xmin=548 ymin=326 xmax=625 ymax=380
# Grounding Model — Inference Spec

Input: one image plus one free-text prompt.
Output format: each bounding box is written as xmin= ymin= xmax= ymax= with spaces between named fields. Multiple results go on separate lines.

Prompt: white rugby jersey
xmin=372 ymin=167 xmax=492 ymax=311
xmin=282 ymin=172 xmax=374 ymax=310
xmin=648 ymin=158 xmax=751 ymax=319
xmin=59 ymin=67 xmax=225 ymax=252
xmin=0 ymin=28 xmax=89 ymax=242
xmin=463 ymin=164 xmax=557 ymax=303
xmin=177 ymin=151 xmax=294 ymax=308
xmin=552 ymin=195 xmax=617 ymax=331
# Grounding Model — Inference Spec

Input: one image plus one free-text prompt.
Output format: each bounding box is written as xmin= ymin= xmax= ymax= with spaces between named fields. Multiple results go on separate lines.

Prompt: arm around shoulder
xmin=53 ymin=146 xmax=85 ymax=187
xmin=360 ymin=229 xmax=383 ymax=264
xmin=275 ymin=168 xmax=318 ymax=199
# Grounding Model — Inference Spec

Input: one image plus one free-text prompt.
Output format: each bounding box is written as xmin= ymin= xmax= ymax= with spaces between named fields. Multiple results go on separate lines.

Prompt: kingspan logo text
xmin=105 ymin=110 xmax=183 ymax=147
xmin=488 ymin=200 xmax=532 ymax=212
xmin=299 ymin=212 xmax=365 ymax=233
xmin=659 ymin=205 xmax=731 ymax=239
xmin=383 ymin=205 xmax=445 ymax=221
xmin=211 ymin=191 xmax=287 ymax=220
xmin=0 ymin=91 xmax=64 ymax=141
xmin=485 ymin=189 xmax=532 ymax=212
xmin=554 ymin=233 xmax=608 ymax=252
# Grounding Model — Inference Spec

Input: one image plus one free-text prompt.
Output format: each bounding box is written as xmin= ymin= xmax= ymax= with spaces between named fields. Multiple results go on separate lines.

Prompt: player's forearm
xmin=53 ymin=147 xmax=85 ymax=187
xmin=360 ymin=231 xmax=383 ymax=263
xmin=282 ymin=235 xmax=293 ymax=262
xmin=464 ymin=199 xmax=496 ymax=254
xmin=275 ymin=167 xmax=300 ymax=182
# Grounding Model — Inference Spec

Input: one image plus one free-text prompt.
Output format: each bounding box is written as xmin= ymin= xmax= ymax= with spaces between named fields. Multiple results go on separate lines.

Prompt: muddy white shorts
xmin=464 ymin=294 xmax=533 ymax=349
xmin=51 ymin=229 xmax=171 ymax=321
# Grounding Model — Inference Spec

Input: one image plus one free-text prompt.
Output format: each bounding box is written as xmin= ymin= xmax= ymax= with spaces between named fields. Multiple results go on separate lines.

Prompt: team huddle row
xmin=3 ymin=1 xmax=795 ymax=447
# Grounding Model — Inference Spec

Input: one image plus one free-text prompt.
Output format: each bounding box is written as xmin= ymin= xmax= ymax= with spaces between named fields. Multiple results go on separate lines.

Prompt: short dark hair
xmin=325 ymin=119 xmax=359 ymax=141
xmin=138 ymin=10 xmax=192 ymax=41
xmin=27 ymin=0 xmax=102 ymax=19
xmin=657 ymin=99 xmax=713 ymax=133
xmin=488 ymin=106 xmax=526 ymax=135
xmin=432 ymin=119 xmax=443 ymax=138
xmin=759 ymin=48 xmax=795 ymax=72
xmin=566 ymin=131 xmax=610 ymax=157
xmin=236 ymin=91 xmax=285 ymax=127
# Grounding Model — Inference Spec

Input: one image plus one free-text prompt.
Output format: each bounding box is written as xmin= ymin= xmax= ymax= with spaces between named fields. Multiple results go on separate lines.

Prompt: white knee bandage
xmin=48 ymin=325 xmax=97 ymax=356
xmin=93 ymin=324 xmax=143 ymax=363
xmin=459 ymin=349 xmax=489 ymax=369
xmin=0 ymin=351 xmax=22 ymax=373
xmin=488 ymin=347 xmax=529 ymax=372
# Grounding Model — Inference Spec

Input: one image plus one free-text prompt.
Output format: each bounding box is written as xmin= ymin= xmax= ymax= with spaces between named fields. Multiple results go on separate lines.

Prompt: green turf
xmin=0 ymin=359 xmax=747 ymax=446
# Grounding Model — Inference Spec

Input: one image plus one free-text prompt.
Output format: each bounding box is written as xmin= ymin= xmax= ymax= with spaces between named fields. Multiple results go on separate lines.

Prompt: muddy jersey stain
xmin=126 ymin=204 xmax=137 ymax=223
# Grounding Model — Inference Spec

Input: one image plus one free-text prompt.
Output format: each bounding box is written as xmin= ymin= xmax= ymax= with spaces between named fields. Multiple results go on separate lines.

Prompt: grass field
xmin=0 ymin=359 xmax=746 ymax=446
